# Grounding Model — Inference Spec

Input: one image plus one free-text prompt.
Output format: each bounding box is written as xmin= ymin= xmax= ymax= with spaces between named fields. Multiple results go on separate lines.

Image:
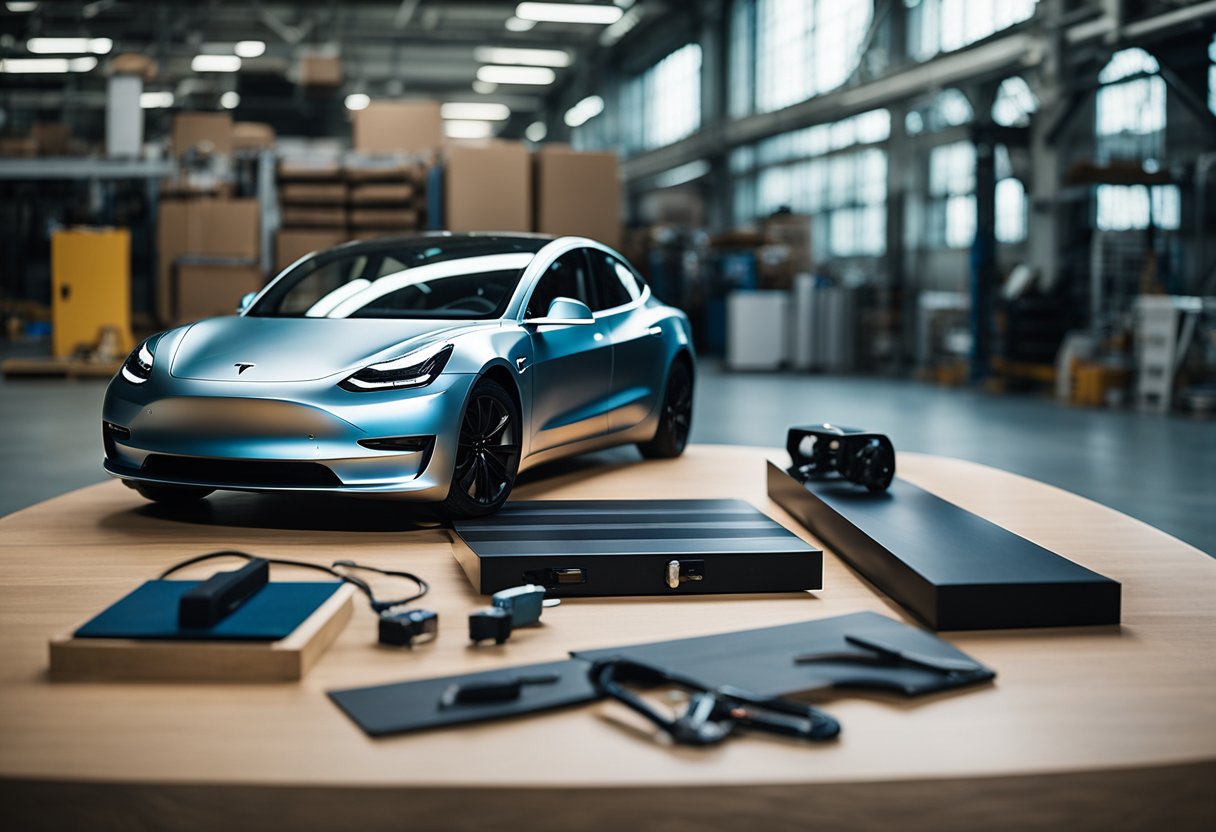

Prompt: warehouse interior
xmin=4 ymin=0 xmax=1213 ymax=552
xmin=3 ymin=2 xmax=1216 ymax=827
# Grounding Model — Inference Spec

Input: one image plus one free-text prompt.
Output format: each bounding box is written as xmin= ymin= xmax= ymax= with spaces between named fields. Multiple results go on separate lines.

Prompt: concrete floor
xmin=1 ymin=360 xmax=1212 ymax=555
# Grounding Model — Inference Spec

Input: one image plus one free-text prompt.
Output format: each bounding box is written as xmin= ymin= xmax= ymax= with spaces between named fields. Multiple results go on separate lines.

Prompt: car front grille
xmin=140 ymin=455 xmax=342 ymax=487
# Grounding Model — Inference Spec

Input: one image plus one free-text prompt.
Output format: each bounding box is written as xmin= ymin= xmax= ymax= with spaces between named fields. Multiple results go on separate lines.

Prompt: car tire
xmin=130 ymin=482 xmax=214 ymax=503
xmin=436 ymin=376 xmax=521 ymax=520
xmin=638 ymin=360 xmax=693 ymax=460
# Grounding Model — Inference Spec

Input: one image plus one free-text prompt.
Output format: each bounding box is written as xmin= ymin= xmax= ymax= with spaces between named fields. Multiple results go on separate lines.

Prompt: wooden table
xmin=1 ymin=446 xmax=1214 ymax=831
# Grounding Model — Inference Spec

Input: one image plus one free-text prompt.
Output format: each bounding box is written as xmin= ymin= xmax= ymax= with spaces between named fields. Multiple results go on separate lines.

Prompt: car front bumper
xmin=101 ymin=371 xmax=477 ymax=500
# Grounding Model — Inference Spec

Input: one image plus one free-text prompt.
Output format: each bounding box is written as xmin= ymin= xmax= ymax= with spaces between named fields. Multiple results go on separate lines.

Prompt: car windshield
xmin=247 ymin=237 xmax=547 ymax=319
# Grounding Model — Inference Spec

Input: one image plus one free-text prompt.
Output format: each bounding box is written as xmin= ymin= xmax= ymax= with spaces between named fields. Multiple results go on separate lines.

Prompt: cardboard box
xmin=280 ymin=183 xmax=348 ymax=204
xmin=444 ymin=141 xmax=531 ymax=233
xmin=108 ymin=52 xmax=158 ymax=81
xmin=0 ymin=136 xmax=38 ymax=157
xmin=345 ymin=159 xmax=426 ymax=182
xmin=175 ymin=262 xmax=265 ymax=325
xmin=349 ymin=207 xmax=419 ymax=229
xmin=298 ymin=55 xmax=343 ymax=88
xmin=171 ymin=112 xmax=233 ymax=157
xmin=156 ymin=198 xmax=260 ymax=324
xmin=279 ymin=159 xmax=343 ymax=180
xmin=231 ymin=122 xmax=276 ymax=151
xmin=534 ymin=146 xmax=620 ymax=247
xmin=352 ymin=101 xmax=442 ymax=155
xmin=32 ymin=122 xmax=71 ymax=156
xmin=763 ymin=213 xmax=812 ymax=271
xmin=275 ymin=229 xmax=349 ymax=272
xmin=281 ymin=206 xmax=347 ymax=227
xmin=349 ymin=182 xmax=416 ymax=204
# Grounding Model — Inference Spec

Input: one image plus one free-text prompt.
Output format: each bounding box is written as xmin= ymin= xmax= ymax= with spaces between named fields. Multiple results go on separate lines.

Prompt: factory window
xmin=905 ymin=88 xmax=973 ymax=135
xmin=1095 ymin=185 xmax=1180 ymax=232
xmin=927 ymin=141 xmax=975 ymax=248
xmin=995 ymin=178 xmax=1027 ymax=243
xmin=730 ymin=0 xmax=872 ymax=115
xmin=1095 ymin=48 xmax=1165 ymax=162
xmin=728 ymin=0 xmax=754 ymax=118
xmin=623 ymin=43 xmax=702 ymax=152
xmin=1208 ymin=34 xmax=1216 ymax=115
xmin=906 ymin=0 xmax=1038 ymax=62
xmin=735 ymin=110 xmax=889 ymax=257
xmin=992 ymin=76 xmax=1038 ymax=128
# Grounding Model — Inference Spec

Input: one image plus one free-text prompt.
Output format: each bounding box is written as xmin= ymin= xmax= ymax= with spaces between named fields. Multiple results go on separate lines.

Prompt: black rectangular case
xmin=451 ymin=498 xmax=822 ymax=597
xmin=767 ymin=461 xmax=1121 ymax=630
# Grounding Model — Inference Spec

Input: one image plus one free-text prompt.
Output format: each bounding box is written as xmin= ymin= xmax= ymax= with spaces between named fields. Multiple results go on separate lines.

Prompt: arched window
xmin=1093 ymin=48 xmax=1177 ymax=231
xmin=992 ymin=76 xmax=1038 ymax=128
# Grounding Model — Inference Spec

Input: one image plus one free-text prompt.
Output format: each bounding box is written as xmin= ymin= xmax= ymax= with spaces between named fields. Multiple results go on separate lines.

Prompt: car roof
xmin=328 ymin=231 xmax=557 ymax=255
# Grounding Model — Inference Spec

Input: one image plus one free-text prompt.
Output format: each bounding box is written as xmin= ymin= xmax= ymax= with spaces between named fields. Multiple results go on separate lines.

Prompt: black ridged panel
xmin=452 ymin=499 xmax=822 ymax=596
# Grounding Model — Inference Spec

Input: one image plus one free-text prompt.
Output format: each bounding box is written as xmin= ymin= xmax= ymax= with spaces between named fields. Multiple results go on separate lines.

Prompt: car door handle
xmin=648 ymin=326 xmax=663 ymax=337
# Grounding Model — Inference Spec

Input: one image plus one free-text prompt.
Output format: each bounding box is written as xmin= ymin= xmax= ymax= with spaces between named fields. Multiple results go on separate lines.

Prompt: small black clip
xmin=378 ymin=608 xmax=439 ymax=647
xmin=469 ymin=584 xmax=549 ymax=644
xmin=439 ymin=673 xmax=561 ymax=708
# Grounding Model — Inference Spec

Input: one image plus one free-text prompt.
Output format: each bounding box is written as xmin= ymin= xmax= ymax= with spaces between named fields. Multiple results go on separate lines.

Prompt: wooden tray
xmin=48 ymin=584 xmax=355 ymax=682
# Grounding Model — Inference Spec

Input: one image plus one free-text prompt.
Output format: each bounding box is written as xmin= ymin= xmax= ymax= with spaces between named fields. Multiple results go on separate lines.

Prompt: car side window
xmin=588 ymin=250 xmax=645 ymax=312
xmin=526 ymin=250 xmax=594 ymax=318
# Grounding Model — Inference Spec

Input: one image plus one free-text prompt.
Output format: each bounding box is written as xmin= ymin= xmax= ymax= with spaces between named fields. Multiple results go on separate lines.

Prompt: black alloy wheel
xmin=638 ymin=360 xmax=693 ymax=459
xmin=439 ymin=378 xmax=520 ymax=518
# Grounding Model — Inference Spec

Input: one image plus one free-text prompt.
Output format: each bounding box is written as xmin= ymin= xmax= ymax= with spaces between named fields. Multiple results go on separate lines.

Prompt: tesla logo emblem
xmin=234 ymin=363 xmax=255 ymax=375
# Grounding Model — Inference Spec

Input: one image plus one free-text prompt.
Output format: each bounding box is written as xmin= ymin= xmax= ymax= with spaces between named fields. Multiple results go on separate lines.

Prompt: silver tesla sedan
xmin=102 ymin=233 xmax=695 ymax=518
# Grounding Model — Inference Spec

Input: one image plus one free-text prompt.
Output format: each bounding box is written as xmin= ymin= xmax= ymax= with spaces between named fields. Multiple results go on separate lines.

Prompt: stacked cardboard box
xmin=275 ymin=154 xmax=350 ymax=271
xmin=443 ymin=141 xmax=532 ymax=233
xmin=352 ymin=101 xmax=442 ymax=155
xmin=757 ymin=212 xmax=813 ymax=290
xmin=157 ymin=198 xmax=263 ymax=325
xmin=345 ymin=158 xmax=427 ymax=239
xmin=534 ymin=145 xmax=620 ymax=248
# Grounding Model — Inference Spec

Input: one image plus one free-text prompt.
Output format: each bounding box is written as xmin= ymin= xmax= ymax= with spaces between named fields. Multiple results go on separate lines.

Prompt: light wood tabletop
xmin=1 ymin=445 xmax=1213 ymax=831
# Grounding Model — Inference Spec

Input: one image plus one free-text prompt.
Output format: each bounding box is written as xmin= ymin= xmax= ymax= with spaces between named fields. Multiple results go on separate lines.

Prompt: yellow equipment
xmin=51 ymin=227 xmax=133 ymax=359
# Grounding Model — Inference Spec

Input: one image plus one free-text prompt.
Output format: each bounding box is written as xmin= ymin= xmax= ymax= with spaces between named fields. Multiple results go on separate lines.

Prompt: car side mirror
xmin=524 ymin=297 xmax=595 ymax=327
xmin=237 ymin=291 xmax=257 ymax=314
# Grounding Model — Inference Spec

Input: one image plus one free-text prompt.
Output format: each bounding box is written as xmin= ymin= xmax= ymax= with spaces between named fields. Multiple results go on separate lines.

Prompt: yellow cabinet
xmin=51 ymin=227 xmax=133 ymax=358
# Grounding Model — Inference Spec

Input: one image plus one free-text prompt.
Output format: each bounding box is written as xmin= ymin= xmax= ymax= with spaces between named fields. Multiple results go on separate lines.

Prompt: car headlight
xmin=339 ymin=342 xmax=453 ymax=392
xmin=120 ymin=339 xmax=156 ymax=384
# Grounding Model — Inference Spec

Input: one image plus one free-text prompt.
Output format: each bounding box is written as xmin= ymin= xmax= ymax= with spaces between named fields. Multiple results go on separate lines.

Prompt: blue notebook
xmin=74 ymin=579 xmax=344 ymax=641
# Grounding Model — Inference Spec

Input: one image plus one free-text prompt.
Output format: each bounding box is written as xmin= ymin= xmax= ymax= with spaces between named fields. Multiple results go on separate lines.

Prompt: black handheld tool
xmin=787 ymin=423 xmax=895 ymax=492
xmin=177 ymin=557 xmax=270 ymax=629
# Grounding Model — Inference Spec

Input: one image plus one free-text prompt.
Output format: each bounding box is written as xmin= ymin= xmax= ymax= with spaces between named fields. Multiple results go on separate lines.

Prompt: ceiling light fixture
xmin=476 ymin=65 xmax=555 ymax=86
xmin=344 ymin=93 xmax=371 ymax=111
xmin=0 ymin=56 xmax=98 ymax=73
xmin=27 ymin=37 xmax=113 ymax=54
xmin=444 ymin=120 xmax=494 ymax=140
xmin=524 ymin=121 xmax=547 ymax=142
xmin=473 ymin=46 xmax=571 ymax=68
xmin=0 ymin=57 xmax=68 ymax=73
xmin=564 ymin=94 xmax=604 ymax=127
xmin=514 ymin=3 xmax=623 ymax=25
xmin=5 ymin=2 xmax=39 ymax=11
xmin=220 ymin=91 xmax=241 ymax=109
xmin=503 ymin=16 xmax=536 ymax=32
xmin=471 ymin=79 xmax=498 ymax=94
xmin=441 ymin=102 xmax=510 ymax=121
xmin=234 ymin=40 xmax=265 ymax=58
xmin=600 ymin=6 xmax=643 ymax=46
xmin=191 ymin=54 xmax=241 ymax=72
xmin=139 ymin=91 xmax=174 ymax=109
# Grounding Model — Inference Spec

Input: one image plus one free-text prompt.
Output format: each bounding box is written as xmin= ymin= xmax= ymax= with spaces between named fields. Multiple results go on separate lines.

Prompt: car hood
xmin=168 ymin=316 xmax=492 ymax=382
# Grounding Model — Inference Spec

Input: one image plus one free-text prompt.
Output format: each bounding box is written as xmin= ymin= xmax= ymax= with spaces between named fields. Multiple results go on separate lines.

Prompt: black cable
xmin=158 ymin=550 xmax=428 ymax=614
